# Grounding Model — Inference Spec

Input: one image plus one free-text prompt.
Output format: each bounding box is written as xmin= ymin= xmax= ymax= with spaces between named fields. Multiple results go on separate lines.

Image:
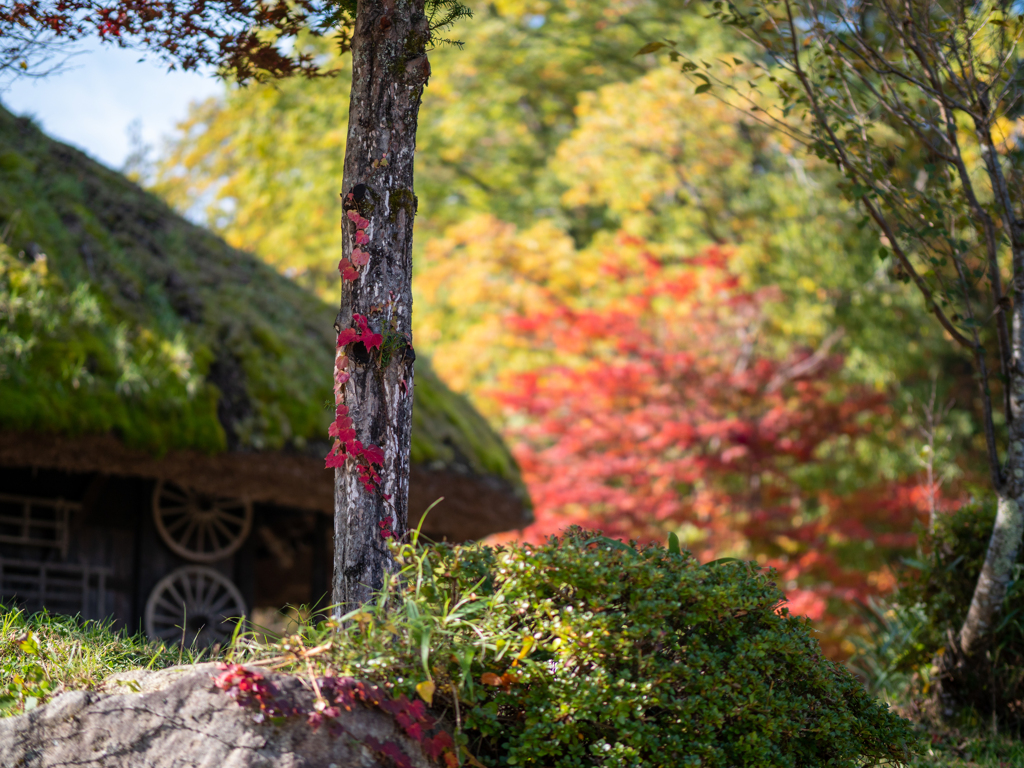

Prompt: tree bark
xmin=330 ymin=0 xmax=429 ymax=613
xmin=956 ymin=129 xmax=1024 ymax=657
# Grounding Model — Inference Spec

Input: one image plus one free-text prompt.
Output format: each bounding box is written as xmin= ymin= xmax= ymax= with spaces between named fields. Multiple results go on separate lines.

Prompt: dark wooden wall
xmin=0 ymin=465 xmax=331 ymax=635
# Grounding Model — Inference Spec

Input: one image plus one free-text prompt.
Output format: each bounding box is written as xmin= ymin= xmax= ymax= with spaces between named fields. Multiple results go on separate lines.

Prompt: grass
xmin=0 ymin=603 xmax=217 ymax=715
xmin=909 ymin=736 xmax=1024 ymax=767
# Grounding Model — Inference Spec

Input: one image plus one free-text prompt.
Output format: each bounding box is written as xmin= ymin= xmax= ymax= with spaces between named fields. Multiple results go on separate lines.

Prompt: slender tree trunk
xmin=955 ymin=132 xmax=1024 ymax=657
xmin=330 ymin=0 xmax=429 ymax=613
xmin=959 ymin=492 xmax=1024 ymax=654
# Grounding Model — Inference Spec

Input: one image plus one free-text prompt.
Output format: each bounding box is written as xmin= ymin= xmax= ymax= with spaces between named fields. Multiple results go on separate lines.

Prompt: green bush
xmin=893 ymin=498 xmax=1024 ymax=731
xmin=314 ymin=528 xmax=916 ymax=767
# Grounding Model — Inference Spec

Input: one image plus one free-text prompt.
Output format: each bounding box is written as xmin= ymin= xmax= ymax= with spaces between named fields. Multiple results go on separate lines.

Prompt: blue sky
xmin=0 ymin=41 xmax=222 ymax=170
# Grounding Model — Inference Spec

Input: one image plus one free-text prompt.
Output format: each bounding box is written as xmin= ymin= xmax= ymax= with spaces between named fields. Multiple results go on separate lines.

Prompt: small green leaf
xmin=587 ymin=535 xmax=633 ymax=553
xmin=668 ymin=531 xmax=681 ymax=556
xmin=635 ymin=42 xmax=667 ymax=56
xmin=703 ymin=557 xmax=742 ymax=567
xmin=695 ymin=83 xmax=712 ymax=95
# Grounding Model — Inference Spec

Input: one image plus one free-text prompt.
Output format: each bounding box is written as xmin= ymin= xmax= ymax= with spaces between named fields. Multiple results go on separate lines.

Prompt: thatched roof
xmin=0 ymin=105 xmax=531 ymax=541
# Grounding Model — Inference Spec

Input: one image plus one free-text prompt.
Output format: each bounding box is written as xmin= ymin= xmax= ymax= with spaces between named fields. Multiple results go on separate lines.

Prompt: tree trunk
xmin=958 ymin=492 xmax=1024 ymax=653
xmin=955 ymin=132 xmax=1024 ymax=658
xmin=330 ymin=0 xmax=429 ymax=613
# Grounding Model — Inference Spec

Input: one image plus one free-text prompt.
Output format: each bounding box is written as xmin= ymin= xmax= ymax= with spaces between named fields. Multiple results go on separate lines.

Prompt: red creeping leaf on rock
xmin=215 ymin=670 xmax=460 ymax=768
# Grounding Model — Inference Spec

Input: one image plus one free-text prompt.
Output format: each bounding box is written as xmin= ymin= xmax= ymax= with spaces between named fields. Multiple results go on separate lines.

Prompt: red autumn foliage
xmin=493 ymin=242 xmax=955 ymax=651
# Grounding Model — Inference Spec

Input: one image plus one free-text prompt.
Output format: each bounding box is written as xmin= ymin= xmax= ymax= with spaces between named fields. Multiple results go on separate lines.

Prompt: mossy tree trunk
xmin=332 ymin=0 xmax=429 ymax=613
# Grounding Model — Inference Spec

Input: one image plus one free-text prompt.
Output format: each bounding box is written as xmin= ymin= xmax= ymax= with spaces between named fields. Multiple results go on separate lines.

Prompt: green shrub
xmin=309 ymin=528 xmax=916 ymax=767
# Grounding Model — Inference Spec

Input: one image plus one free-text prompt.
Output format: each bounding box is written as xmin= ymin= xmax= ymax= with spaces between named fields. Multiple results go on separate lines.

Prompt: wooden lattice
xmin=0 ymin=493 xmax=76 ymax=558
xmin=0 ymin=557 xmax=112 ymax=619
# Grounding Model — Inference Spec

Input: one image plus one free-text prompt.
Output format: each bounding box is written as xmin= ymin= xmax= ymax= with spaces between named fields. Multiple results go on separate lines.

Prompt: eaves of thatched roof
xmin=0 ymin=105 xmax=531 ymax=541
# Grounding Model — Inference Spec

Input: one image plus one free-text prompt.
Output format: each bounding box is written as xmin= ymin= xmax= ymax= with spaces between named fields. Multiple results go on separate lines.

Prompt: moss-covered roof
xmin=0 ymin=104 xmax=529 ymax=534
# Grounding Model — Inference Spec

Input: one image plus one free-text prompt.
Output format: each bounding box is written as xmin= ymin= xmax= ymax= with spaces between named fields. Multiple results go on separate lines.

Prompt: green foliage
xmin=152 ymin=3 xmax=976 ymax=441
xmin=153 ymin=2 xmax=724 ymax=293
xmin=892 ymin=499 xmax=1024 ymax=729
xmin=425 ymin=0 xmax=474 ymax=48
xmin=0 ymin=605 xmax=185 ymax=717
xmin=671 ymin=0 xmax=1023 ymax=487
xmin=847 ymin=597 xmax=932 ymax=705
xmin=899 ymin=499 xmax=1017 ymax=664
xmin=268 ymin=530 xmax=917 ymax=767
xmin=847 ymin=500 xmax=1024 ymax=731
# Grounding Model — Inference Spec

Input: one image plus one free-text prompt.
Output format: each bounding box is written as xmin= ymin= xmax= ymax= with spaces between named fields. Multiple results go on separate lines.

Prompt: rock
xmin=0 ymin=663 xmax=439 ymax=768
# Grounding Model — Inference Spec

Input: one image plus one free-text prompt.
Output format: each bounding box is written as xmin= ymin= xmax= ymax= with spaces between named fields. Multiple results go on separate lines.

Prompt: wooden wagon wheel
xmin=152 ymin=480 xmax=252 ymax=563
xmin=144 ymin=565 xmax=246 ymax=646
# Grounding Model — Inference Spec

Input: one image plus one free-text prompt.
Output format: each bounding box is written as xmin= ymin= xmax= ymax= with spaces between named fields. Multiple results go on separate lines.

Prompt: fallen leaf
xmin=416 ymin=680 xmax=435 ymax=706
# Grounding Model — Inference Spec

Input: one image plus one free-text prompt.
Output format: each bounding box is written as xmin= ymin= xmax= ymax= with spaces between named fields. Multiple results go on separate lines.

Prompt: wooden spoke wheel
xmin=144 ymin=565 xmax=246 ymax=647
xmin=152 ymin=480 xmax=252 ymax=563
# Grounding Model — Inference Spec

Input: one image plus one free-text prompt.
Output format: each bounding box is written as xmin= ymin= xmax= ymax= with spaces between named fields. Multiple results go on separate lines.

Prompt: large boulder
xmin=0 ymin=664 xmax=439 ymax=768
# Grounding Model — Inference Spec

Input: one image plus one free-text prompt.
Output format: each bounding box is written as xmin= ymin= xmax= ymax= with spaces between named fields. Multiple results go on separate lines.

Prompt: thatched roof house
xmin=0 ymin=105 xmax=530 ymax=637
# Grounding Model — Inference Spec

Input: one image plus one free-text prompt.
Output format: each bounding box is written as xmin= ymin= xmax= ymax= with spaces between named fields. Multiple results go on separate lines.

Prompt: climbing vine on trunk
xmin=328 ymin=0 xmax=431 ymax=613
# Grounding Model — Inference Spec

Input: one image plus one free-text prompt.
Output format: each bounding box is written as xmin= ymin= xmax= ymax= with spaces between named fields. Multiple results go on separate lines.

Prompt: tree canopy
xmin=142 ymin=0 xmax=995 ymax=653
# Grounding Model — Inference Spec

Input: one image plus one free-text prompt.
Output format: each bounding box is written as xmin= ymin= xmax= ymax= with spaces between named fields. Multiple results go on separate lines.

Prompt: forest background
xmin=143 ymin=0 xmax=987 ymax=660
